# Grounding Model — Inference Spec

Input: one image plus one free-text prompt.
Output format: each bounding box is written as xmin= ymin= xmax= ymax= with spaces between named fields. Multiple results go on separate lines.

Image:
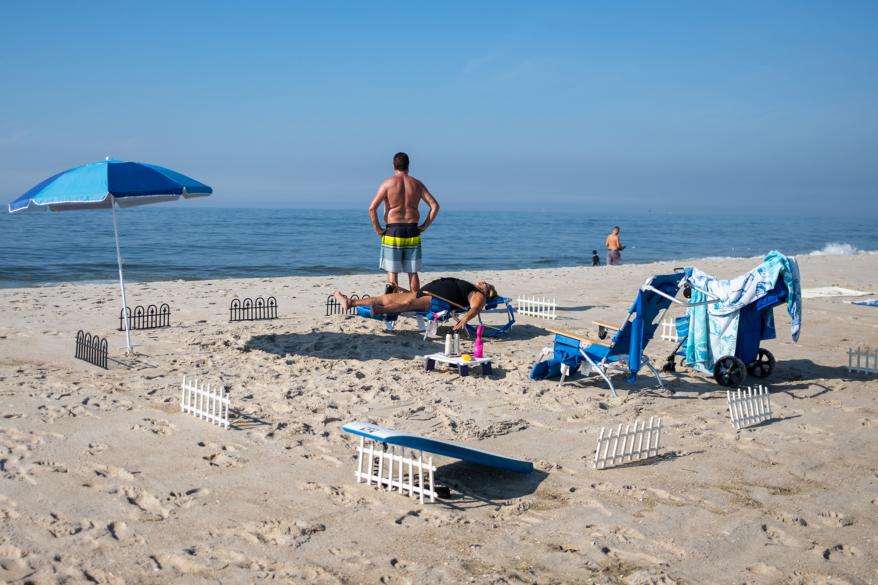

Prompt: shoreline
xmin=5 ymin=248 xmax=878 ymax=292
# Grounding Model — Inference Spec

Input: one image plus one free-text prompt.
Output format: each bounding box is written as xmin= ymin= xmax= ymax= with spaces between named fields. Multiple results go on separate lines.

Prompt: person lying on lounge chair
xmin=333 ymin=277 xmax=498 ymax=331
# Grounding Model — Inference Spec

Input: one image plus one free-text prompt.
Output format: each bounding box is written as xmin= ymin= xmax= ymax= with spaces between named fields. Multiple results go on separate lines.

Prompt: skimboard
xmin=342 ymin=421 xmax=533 ymax=474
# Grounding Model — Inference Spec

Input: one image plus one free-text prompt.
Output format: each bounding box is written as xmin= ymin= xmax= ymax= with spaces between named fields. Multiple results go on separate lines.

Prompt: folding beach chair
xmin=355 ymin=294 xmax=516 ymax=338
xmin=530 ymin=273 xmax=685 ymax=397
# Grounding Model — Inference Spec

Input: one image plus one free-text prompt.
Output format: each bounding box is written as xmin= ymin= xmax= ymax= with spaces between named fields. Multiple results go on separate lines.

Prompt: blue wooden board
xmin=343 ymin=421 xmax=533 ymax=474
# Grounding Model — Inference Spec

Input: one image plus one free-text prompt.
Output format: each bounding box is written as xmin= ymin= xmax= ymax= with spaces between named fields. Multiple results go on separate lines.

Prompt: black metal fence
xmin=325 ymin=293 xmax=370 ymax=316
xmin=230 ymin=296 xmax=278 ymax=322
xmin=119 ymin=303 xmax=171 ymax=331
xmin=75 ymin=330 xmax=108 ymax=369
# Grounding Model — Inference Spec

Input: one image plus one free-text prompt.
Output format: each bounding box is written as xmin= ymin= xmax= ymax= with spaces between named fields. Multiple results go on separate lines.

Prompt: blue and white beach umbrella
xmin=8 ymin=159 xmax=212 ymax=354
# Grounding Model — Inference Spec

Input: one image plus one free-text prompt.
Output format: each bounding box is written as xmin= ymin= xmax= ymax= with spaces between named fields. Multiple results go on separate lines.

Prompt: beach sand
xmin=1 ymin=254 xmax=876 ymax=584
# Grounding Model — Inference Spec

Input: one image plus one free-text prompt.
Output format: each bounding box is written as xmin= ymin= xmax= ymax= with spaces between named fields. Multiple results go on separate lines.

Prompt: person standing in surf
xmin=368 ymin=152 xmax=440 ymax=293
xmin=605 ymin=225 xmax=625 ymax=265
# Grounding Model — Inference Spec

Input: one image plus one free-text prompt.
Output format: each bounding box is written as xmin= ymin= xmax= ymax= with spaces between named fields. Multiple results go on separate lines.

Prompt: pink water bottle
xmin=473 ymin=325 xmax=485 ymax=358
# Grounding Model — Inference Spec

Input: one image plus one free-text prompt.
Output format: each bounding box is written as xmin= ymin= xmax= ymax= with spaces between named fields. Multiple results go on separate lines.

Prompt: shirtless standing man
xmin=369 ymin=152 xmax=440 ymax=293
xmin=605 ymin=225 xmax=625 ymax=265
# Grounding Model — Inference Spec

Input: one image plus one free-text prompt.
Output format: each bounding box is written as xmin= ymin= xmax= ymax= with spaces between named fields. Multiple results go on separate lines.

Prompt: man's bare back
xmin=369 ymin=173 xmax=439 ymax=234
xmin=382 ymin=174 xmax=427 ymax=224
xmin=370 ymin=152 xmax=440 ymax=292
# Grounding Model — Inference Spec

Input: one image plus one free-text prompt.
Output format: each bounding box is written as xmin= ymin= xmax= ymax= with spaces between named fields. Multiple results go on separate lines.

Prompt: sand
xmin=0 ymin=254 xmax=876 ymax=585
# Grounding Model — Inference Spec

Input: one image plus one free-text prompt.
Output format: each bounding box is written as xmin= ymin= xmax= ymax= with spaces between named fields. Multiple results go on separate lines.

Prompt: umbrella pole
xmin=111 ymin=197 xmax=134 ymax=355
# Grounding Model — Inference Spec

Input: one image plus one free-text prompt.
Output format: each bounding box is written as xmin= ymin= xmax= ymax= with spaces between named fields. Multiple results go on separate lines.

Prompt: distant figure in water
xmin=591 ymin=250 xmax=601 ymax=267
xmin=605 ymin=225 xmax=625 ymax=266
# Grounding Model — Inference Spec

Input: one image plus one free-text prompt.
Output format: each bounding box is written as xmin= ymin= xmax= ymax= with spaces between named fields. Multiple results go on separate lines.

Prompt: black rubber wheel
xmin=747 ymin=348 xmax=775 ymax=378
xmin=597 ymin=326 xmax=608 ymax=340
xmin=713 ymin=356 xmax=747 ymax=387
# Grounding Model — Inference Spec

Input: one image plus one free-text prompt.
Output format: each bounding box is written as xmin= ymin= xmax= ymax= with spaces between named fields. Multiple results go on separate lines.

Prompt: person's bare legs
xmin=408 ymin=272 xmax=420 ymax=292
xmin=333 ymin=290 xmax=430 ymax=314
xmin=387 ymin=271 xmax=399 ymax=292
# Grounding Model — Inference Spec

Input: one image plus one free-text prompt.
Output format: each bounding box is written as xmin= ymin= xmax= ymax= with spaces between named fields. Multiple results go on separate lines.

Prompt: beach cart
xmin=662 ymin=252 xmax=801 ymax=387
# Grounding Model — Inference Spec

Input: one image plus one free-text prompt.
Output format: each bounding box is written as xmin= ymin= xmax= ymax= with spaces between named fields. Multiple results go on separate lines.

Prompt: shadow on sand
xmin=244 ymin=330 xmax=444 ymax=360
xmin=434 ymin=460 xmax=549 ymax=510
xmin=660 ymin=358 xmax=855 ymax=399
xmin=556 ymin=304 xmax=608 ymax=313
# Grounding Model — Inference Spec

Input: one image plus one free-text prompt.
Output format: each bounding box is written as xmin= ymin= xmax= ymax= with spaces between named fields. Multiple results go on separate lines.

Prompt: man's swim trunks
xmin=379 ymin=223 xmax=422 ymax=273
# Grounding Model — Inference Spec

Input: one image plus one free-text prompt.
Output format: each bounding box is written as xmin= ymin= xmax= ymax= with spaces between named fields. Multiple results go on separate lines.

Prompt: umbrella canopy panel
xmin=8 ymin=159 xmax=212 ymax=213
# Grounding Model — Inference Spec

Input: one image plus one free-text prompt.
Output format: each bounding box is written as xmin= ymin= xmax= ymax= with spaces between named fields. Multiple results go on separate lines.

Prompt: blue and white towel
xmin=850 ymin=298 xmax=878 ymax=307
xmin=685 ymin=251 xmax=802 ymax=374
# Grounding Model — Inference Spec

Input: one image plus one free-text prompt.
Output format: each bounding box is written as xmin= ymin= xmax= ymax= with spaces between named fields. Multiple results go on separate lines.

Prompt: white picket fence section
xmin=516 ymin=296 xmax=557 ymax=320
xmin=659 ymin=318 xmax=678 ymax=342
xmin=180 ymin=375 xmax=230 ymax=429
xmin=354 ymin=437 xmax=437 ymax=503
xmin=727 ymin=385 xmax=772 ymax=429
xmin=847 ymin=347 xmax=878 ymax=375
xmin=593 ymin=418 xmax=662 ymax=469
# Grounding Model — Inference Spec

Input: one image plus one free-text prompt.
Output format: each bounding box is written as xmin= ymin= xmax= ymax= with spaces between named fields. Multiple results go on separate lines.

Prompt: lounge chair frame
xmin=531 ymin=273 xmax=708 ymax=396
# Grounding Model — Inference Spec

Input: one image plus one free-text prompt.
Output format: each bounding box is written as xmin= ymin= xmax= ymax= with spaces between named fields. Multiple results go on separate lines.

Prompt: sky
xmin=1 ymin=1 xmax=876 ymax=214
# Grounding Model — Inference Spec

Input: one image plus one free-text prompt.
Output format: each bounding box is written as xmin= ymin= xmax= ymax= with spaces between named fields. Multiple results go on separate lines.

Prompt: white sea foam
xmin=808 ymin=242 xmax=872 ymax=256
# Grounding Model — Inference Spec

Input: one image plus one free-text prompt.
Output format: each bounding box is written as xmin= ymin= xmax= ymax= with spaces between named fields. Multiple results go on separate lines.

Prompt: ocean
xmin=1 ymin=207 xmax=876 ymax=288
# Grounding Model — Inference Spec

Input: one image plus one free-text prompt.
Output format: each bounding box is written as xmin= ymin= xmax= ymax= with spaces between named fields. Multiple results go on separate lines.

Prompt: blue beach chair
xmin=530 ymin=273 xmax=685 ymax=397
xmin=356 ymin=295 xmax=516 ymax=338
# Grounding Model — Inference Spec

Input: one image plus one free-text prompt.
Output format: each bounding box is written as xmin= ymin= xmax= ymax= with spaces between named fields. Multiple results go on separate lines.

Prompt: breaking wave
xmin=808 ymin=243 xmax=875 ymax=256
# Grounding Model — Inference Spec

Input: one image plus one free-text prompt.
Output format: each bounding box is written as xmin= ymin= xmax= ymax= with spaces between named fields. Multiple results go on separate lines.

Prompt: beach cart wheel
xmin=713 ymin=356 xmax=747 ymax=387
xmin=597 ymin=326 xmax=608 ymax=340
xmin=424 ymin=357 xmax=435 ymax=371
xmin=747 ymin=348 xmax=775 ymax=378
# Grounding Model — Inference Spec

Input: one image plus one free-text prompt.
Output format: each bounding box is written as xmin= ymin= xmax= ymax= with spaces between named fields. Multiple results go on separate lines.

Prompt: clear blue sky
xmin=2 ymin=1 xmax=876 ymax=213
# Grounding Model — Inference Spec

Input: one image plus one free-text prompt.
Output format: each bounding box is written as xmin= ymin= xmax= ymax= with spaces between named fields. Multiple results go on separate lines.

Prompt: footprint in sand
xmin=32 ymin=459 xmax=68 ymax=474
xmin=0 ymin=494 xmax=20 ymax=521
xmin=0 ymin=544 xmax=30 ymax=582
xmin=40 ymin=511 xmax=97 ymax=539
xmin=202 ymin=452 xmax=244 ymax=468
xmin=107 ymin=520 xmax=131 ymax=541
xmin=817 ymin=510 xmax=855 ymax=527
xmin=116 ymin=486 xmax=169 ymax=519
xmin=90 ymin=463 xmax=138 ymax=482
xmin=231 ymin=519 xmax=326 ymax=547
xmin=150 ymin=553 xmax=206 ymax=575
xmin=761 ymin=523 xmax=801 ymax=547
xmin=87 ymin=442 xmax=108 ymax=456
xmin=130 ymin=417 xmax=175 ymax=435
xmin=820 ymin=543 xmax=861 ymax=560
xmin=166 ymin=487 xmax=212 ymax=509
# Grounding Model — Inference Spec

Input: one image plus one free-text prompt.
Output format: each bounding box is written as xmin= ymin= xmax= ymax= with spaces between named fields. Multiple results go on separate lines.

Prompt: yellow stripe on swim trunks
xmin=381 ymin=235 xmax=421 ymax=247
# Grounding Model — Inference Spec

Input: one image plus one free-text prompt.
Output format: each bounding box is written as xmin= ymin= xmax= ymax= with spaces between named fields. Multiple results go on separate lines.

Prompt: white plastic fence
xmin=659 ymin=318 xmax=678 ymax=342
xmin=593 ymin=417 xmax=662 ymax=469
xmin=354 ymin=437 xmax=437 ymax=503
xmin=180 ymin=375 xmax=230 ymax=429
xmin=847 ymin=347 xmax=878 ymax=375
xmin=516 ymin=296 xmax=557 ymax=320
xmin=727 ymin=385 xmax=772 ymax=430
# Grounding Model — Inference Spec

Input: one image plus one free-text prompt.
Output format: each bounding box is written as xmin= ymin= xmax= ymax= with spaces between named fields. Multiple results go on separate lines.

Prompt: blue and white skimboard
xmin=342 ymin=421 xmax=533 ymax=474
